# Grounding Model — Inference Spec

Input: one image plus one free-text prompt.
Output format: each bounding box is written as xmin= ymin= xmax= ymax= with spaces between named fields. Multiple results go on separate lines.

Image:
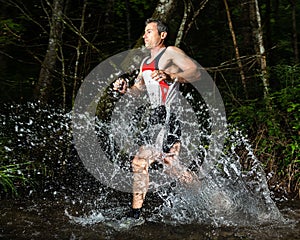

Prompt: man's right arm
xmin=113 ymin=71 xmax=145 ymax=96
xmin=129 ymin=73 xmax=145 ymax=95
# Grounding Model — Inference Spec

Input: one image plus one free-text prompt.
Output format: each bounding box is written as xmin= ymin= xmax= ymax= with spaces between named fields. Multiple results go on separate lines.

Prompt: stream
xmin=0 ymin=196 xmax=299 ymax=240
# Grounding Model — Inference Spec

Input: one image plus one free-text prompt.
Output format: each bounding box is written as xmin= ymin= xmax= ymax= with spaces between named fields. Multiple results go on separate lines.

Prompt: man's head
xmin=143 ymin=18 xmax=168 ymax=49
xmin=145 ymin=18 xmax=168 ymax=34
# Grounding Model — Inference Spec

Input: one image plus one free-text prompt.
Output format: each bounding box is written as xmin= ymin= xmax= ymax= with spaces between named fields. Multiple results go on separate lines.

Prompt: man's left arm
xmin=166 ymin=46 xmax=201 ymax=83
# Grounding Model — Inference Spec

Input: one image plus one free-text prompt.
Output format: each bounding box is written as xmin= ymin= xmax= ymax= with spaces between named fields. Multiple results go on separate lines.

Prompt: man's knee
xmin=169 ymin=141 xmax=180 ymax=155
xmin=132 ymin=146 xmax=159 ymax=172
xmin=137 ymin=145 xmax=156 ymax=159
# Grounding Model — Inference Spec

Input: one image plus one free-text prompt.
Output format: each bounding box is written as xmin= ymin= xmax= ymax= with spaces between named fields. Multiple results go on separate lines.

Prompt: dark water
xmin=0 ymin=197 xmax=299 ymax=240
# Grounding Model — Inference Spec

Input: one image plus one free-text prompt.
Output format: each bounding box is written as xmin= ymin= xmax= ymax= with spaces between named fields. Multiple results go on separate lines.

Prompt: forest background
xmin=0 ymin=0 xmax=299 ymax=200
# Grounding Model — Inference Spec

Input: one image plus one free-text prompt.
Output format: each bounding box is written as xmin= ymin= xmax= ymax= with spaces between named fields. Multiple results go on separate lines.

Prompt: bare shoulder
xmin=165 ymin=46 xmax=191 ymax=62
xmin=166 ymin=46 xmax=186 ymax=56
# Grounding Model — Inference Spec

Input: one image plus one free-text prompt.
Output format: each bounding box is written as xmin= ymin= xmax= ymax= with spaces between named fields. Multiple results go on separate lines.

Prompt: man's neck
xmin=150 ymin=45 xmax=166 ymax=58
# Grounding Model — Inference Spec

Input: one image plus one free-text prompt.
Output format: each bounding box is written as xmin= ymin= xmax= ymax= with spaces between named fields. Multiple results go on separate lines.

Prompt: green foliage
xmin=229 ymin=64 xmax=300 ymax=197
xmin=271 ymin=64 xmax=300 ymax=89
xmin=0 ymin=136 xmax=32 ymax=196
xmin=0 ymin=161 xmax=32 ymax=196
xmin=0 ymin=103 xmax=75 ymax=197
xmin=0 ymin=19 xmax=25 ymax=45
xmin=128 ymin=0 xmax=152 ymax=17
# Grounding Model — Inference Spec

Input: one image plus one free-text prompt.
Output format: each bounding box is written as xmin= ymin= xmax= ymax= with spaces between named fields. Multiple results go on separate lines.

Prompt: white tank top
xmin=141 ymin=48 xmax=180 ymax=110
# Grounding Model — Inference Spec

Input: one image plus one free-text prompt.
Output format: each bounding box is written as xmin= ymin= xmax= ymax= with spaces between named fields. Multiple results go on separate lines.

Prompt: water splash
xmin=0 ymin=101 xmax=284 ymax=227
xmin=90 ymin=90 xmax=284 ymax=226
xmin=65 ymin=209 xmax=105 ymax=226
xmin=149 ymin=126 xmax=284 ymax=226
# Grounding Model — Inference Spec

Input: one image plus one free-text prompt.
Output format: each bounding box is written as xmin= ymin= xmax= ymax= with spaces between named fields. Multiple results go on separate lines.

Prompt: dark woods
xmin=0 ymin=0 xmax=299 ymax=199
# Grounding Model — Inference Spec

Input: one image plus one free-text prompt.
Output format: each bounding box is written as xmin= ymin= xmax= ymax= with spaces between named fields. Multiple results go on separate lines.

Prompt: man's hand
xmin=113 ymin=78 xmax=127 ymax=94
xmin=151 ymin=70 xmax=176 ymax=84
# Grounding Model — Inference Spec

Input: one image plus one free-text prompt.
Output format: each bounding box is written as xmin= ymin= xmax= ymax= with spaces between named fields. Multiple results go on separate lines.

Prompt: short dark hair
xmin=145 ymin=18 xmax=168 ymax=34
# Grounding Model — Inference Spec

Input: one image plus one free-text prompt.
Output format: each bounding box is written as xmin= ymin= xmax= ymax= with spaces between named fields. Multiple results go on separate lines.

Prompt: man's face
xmin=143 ymin=22 xmax=164 ymax=49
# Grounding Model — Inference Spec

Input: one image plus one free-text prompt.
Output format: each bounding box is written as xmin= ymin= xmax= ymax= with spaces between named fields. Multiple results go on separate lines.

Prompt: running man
xmin=113 ymin=18 xmax=201 ymax=226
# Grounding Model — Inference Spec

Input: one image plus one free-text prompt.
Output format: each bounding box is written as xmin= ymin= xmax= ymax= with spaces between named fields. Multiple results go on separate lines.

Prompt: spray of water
xmin=0 ymin=48 xmax=285 ymax=228
xmin=90 ymin=95 xmax=284 ymax=227
xmin=69 ymin=48 xmax=284 ymax=227
xmin=149 ymin=126 xmax=284 ymax=226
xmin=0 ymin=100 xmax=284 ymax=227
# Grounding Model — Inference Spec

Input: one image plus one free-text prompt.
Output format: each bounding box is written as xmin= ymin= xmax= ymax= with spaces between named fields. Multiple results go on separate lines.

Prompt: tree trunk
xmin=125 ymin=0 xmax=132 ymax=48
xmin=290 ymin=0 xmax=299 ymax=64
xmin=72 ymin=1 xmax=87 ymax=105
xmin=249 ymin=0 xmax=270 ymax=101
xmin=175 ymin=0 xmax=192 ymax=47
xmin=134 ymin=0 xmax=177 ymax=48
xmin=223 ymin=0 xmax=248 ymax=98
xmin=265 ymin=0 xmax=274 ymax=65
xmin=184 ymin=0 xmax=208 ymax=39
xmin=34 ymin=0 xmax=64 ymax=104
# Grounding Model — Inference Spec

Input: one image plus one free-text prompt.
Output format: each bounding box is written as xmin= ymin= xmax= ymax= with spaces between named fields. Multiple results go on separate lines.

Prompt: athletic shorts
xmin=131 ymin=105 xmax=181 ymax=153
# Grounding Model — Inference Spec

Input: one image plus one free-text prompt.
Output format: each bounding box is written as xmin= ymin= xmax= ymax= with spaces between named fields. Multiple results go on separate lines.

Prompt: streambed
xmin=1 ymin=196 xmax=299 ymax=240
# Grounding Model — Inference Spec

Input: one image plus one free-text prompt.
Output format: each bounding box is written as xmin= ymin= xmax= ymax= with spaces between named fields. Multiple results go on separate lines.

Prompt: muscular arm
xmin=130 ymin=71 xmax=145 ymax=95
xmin=163 ymin=46 xmax=201 ymax=83
xmin=113 ymin=69 xmax=145 ymax=96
